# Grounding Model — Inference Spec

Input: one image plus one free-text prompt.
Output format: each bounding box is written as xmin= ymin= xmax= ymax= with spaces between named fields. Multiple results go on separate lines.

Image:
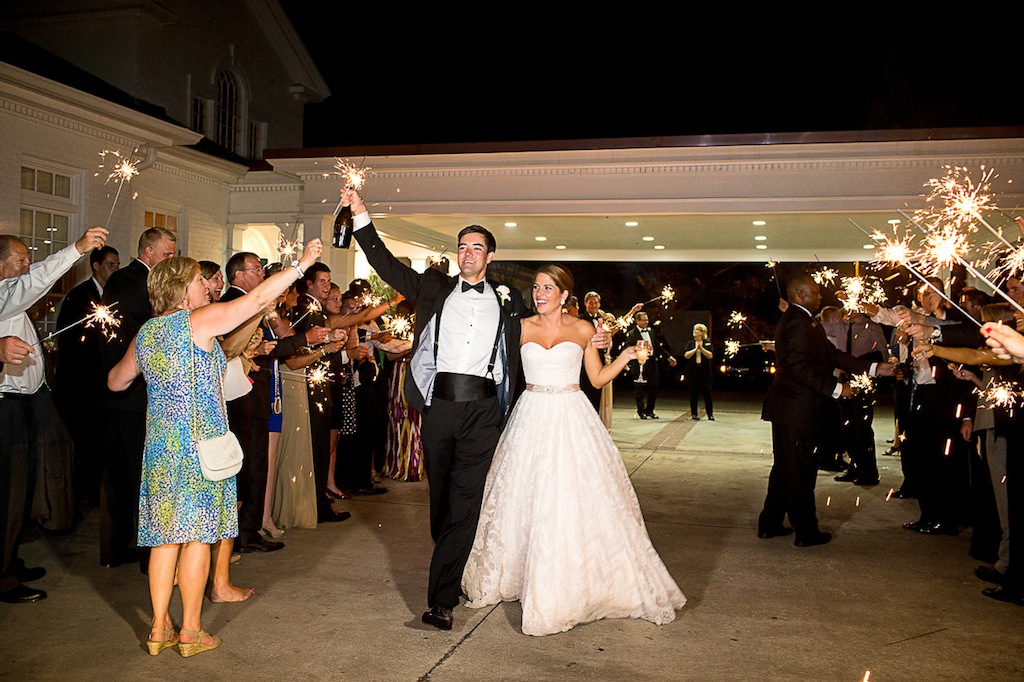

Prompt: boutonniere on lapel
xmin=496 ymin=285 xmax=511 ymax=306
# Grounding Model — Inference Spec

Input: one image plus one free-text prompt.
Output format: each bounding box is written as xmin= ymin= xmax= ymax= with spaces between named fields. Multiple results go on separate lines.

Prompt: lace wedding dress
xmin=462 ymin=341 xmax=685 ymax=636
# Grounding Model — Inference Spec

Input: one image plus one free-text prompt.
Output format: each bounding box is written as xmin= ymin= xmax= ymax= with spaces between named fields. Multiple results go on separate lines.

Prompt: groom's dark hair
xmin=458 ymin=225 xmax=496 ymax=254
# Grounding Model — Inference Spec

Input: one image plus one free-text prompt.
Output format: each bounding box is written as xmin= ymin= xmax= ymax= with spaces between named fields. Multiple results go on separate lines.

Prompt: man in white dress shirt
xmin=0 ymin=226 xmax=108 ymax=603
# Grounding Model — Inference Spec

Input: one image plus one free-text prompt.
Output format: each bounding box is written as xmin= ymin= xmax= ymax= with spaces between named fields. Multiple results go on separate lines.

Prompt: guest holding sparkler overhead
xmin=100 ymin=227 xmax=176 ymax=570
xmin=55 ymin=244 xmax=119 ymax=512
xmin=107 ymin=238 xmax=324 ymax=655
xmin=0 ymin=225 xmax=109 ymax=604
xmin=683 ymin=323 xmax=714 ymax=421
xmin=758 ymin=275 xmax=894 ymax=548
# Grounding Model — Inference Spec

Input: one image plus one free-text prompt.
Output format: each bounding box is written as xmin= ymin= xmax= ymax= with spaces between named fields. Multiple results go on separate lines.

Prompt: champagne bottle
xmin=333 ymin=204 xmax=354 ymax=248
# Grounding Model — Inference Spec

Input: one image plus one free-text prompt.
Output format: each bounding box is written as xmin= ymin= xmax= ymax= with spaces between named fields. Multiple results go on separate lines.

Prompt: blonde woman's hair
xmin=694 ymin=323 xmax=709 ymax=341
xmin=148 ymin=256 xmax=201 ymax=315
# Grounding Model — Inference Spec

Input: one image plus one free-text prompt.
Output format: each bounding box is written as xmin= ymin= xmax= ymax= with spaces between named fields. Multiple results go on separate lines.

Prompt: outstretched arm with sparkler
xmin=0 ymin=336 xmax=33 ymax=365
xmin=982 ymin=322 xmax=1024 ymax=363
xmin=0 ymin=226 xmax=108 ymax=321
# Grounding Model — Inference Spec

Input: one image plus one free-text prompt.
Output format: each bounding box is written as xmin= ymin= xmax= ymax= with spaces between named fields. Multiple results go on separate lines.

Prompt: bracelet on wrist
xmin=293 ymin=262 xmax=305 ymax=278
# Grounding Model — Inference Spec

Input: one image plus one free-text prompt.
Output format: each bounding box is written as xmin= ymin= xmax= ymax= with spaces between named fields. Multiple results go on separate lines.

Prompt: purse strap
xmin=187 ymin=311 xmax=229 ymax=441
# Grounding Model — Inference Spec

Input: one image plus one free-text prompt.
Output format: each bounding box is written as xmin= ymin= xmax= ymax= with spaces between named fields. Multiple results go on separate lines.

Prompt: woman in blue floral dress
xmin=108 ymin=239 xmax=323 ymax=657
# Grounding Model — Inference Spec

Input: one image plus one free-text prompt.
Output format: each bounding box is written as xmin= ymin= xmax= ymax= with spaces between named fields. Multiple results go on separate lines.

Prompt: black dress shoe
xmin=237 ymin=537 xmax=285 ymax=553
xmin=352 ymin=486 xmax=388 ymax=496
xmin=691 ymin=415 xmax=700 ymax=421
xmin=903 ymin=519 xmax=927 ymax=531
xmin=707 ymin=416 xmax=715 ymax=421
xmin=853 ymin=475 xmax=880 ymax=486
xmin=794 ymin=532 xmax=832 ymax=547
xmin=317 ymin=510 xmax=352 ymax=523
xmin=916 ymin=521 xmax=959 ymax=536
xmin=18 ymin=566 xmax=46 ymax=583
xmin=646 ymin=413 xmax=660 ymax=419
xmin=639 ymin=413 xmax=648 ymax=420
xmin=422 ymin=606 xmax=453 ymax=630
xmin=0 ymin=584 xmax=47 ymax=603
xmin=982 ymin=586 xmax=1024 ymax=605
xmin=757 ymin=527 xmax=794 ymax=539
xmin=834 ymin=471 xmax=859 ymax=482
xmin=975 ymin=565 xmax=1006 ymax=585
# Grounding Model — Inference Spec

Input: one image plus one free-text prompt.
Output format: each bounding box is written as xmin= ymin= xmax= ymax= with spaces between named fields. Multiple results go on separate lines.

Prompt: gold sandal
xmin=146 ymin=627 xmax=179 ymax=656
xmin=178 ymin=629 xmax=221 ymax=657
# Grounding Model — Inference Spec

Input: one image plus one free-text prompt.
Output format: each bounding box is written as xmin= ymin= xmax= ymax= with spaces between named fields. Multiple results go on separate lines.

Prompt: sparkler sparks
xmin=918 ymin=225 xmax=971 ymax=276
xmin=641 ymin=286 xmax=676 ymax=307
xmin=724 ymin=339 xmax=741 ymax=358
xmin=839 ymin=276 xmax=887 ymax=313
xmin=306 ymin=362 xmax=334 ymax=390
xmin=385 ymin=314 xmax=413 ymax=341
xmin=39 ymin=302 xmax=120 ymax=344
xmin=728 ymin=311 xmax=747 ymax=328
xmin=920 ymin=165 xmax=998 ymax=231
xmin=811 ymin=266 xmax=839 ymax=287
xmin=277 ymin=238 xmax=300 ymax=263
xmin=849 ymin=372 xmax=875 ymax=395
xmin=976 ymin=378 xmax=1024 ymax=410
xmin=97 ymin=148 xmax=142 ymax=226
xmin=334 ymin=158 xmax=369 ymax=190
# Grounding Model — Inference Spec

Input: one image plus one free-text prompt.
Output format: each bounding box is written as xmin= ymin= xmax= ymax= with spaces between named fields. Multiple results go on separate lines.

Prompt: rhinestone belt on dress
xmin=525 ymin=383 xmax=580 ymax=393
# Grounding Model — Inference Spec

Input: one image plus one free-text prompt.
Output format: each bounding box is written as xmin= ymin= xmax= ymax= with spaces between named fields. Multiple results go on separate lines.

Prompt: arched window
xmin=216 ymin=70 xmax=240 ymax=153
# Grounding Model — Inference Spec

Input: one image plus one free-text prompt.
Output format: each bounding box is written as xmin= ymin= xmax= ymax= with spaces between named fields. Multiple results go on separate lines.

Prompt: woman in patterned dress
xmin=108 ymin=239 xmax=322 ymax=657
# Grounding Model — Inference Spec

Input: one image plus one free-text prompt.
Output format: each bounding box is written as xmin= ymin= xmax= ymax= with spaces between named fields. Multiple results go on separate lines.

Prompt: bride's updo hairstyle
xmin=148 ymin=256 xmax=201 ymax=315
xmin=534 ymin=264 xmax=574 ymax=301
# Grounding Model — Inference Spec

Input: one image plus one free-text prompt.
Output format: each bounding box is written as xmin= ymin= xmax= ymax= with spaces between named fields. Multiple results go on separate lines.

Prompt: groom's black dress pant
xmin=419 ymin=395 xmax=503 ymax=610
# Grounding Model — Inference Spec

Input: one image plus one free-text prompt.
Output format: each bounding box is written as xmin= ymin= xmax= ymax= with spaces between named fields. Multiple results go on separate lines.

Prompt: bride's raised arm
xmin=583 ymin=329 xmax=636 ymax=389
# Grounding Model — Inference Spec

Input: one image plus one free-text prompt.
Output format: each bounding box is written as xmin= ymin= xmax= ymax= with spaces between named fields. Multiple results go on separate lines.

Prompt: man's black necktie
xmin=461 ymin=281 xmax=485 ymax=294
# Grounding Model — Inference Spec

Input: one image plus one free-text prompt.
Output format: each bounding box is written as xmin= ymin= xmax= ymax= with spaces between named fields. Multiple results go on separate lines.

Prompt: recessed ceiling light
xmin=752 ymin=220 xmax=767 ymax=226
xmin=653 ymin=245 xmax=665 ymax=250
xmin=504 ymin=222 xmax=517 ymax=228
xmin=863 ymin=244 xmax=875 ymax=249
xmin=756 ymin=244 xmax=768 ymax=250
xmin=535 ymin=236 xmax=547 ymax=241
xmin=625 ymin=221 xmax=639 ymax=227
xmin=555 ymin=245 xmax=566 ymax=250
xmin=887 ymin=219 xmax=901 ymax=225
xmin=754 ymin=235 xmax=767 ymax=241
xmin=642 ymin=236 xmax=655 ymax=242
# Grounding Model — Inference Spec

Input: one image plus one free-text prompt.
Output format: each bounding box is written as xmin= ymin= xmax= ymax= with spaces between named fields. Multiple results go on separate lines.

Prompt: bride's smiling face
xmin=532 ymin=273 xmax=565 ymax=313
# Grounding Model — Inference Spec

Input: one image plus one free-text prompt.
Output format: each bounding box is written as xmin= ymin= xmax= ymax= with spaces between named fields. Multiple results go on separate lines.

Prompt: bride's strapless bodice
xmin=521 ymin=341 xmax=584 ymax=386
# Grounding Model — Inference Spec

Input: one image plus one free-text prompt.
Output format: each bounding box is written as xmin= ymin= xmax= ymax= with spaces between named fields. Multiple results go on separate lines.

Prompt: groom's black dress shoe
xmin=19 ymin=566 xmax=46 ymax=583
xmin=422 ymin=606 xmax=453 ymax=630
xmin=757 ymin=527 xmax=794 ymax=539
xmin=794 ymin=532 xmax=832 ymax=547
xmin=0 ymin=584 xmax=47 ymax=603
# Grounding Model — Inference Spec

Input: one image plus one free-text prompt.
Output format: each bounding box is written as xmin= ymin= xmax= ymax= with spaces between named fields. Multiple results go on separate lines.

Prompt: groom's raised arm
xmin=349 ymin=193 xmax=423 ymax=303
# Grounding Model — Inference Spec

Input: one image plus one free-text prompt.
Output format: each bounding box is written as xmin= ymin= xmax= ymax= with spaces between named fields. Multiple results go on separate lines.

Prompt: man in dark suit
xmin=623 ymin=311 xmax=677 ymax=419
xmin=578 ymin=292 xmax=607 ymax=410
xmin=758 ymin=275 xmax=893 ymax=547
xmin=348 ymin=188 xmax=532 ymax=631
xmin=55 ymin=245 xmax=119 ymax=510
xmin=99 ymin=228 xmax=175 ymax=568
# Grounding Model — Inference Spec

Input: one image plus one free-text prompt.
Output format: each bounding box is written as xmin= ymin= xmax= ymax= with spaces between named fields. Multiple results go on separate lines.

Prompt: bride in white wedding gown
xmin=462 ymin=265 xmax=685 ymax=636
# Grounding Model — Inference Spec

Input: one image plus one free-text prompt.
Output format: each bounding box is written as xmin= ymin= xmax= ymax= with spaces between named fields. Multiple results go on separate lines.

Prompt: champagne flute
xmin=636 ymin=340 xmax=650 ymax=384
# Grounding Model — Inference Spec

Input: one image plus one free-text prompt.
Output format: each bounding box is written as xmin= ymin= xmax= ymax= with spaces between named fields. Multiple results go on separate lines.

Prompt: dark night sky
xmin=279 ymin=8 xmax=1022 ymax=148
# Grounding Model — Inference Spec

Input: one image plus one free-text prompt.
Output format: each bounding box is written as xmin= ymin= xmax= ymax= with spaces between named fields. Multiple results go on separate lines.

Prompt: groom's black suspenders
xmin=431 ymin=305 xmax=504 ymax=402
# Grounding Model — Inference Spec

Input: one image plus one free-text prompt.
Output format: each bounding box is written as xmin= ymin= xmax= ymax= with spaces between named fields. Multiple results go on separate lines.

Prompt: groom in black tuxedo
xmin=347 ymin=189 xmax=528 ymax=630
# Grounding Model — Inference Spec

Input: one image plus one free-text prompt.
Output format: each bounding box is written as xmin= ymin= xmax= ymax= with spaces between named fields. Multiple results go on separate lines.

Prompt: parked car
xmin=715 ymin=344 xmax=776 ymax=388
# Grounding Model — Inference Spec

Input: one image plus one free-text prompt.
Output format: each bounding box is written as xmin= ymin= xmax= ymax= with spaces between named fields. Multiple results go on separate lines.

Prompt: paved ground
xmin=2 ymin=391 xmax=1023 ymax=681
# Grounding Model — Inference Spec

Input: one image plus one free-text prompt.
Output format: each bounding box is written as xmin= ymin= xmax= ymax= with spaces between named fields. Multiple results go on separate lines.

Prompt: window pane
xmin=51 ymin=214 xmax=69 ymax=242
xmin=37 ymin=171 xmax=53 ymax=195
xmin=54 ymin=174 xmax=71 ymax=198
xmin=155 ymin=213 xmax=164 ymax=229
xmin=145 ymin=211 xmax=154 ymax=227
xmin=21 ymin=167 xmax=35 ymax=191
xmin=34 ymin=211 xmax=52 ymax=236
xmin=20 ymin=209 xmax=33 ymax=236
xmin=166 ymin=215 xmax=177 ymax=231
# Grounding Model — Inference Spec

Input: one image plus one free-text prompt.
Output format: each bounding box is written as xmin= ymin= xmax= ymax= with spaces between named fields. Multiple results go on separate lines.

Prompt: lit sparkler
xmin=976 ymin=378 xmax=1024 ymax=410
xmin=724 ymin=339 xmax=741 ymax=358
xmin=839 ymin=276 xmax=887 ymax=314
xmin=278 ymin=237 xmax=300 ymax=264
xmin=306 ymin=361 xmax=334 ymax=390
xmin=97 ymin=148 xmax=142 ymax=227
xmin=766 ymin=261 xmax=783 ymax=296
xmin=38 ymin=302 xmax=120 ymax=345
xmin=641 ymin=286 xmax=675 ymax=307
xmin=727 ymin=310 xmax=761 ymax=341
xmin=811 ymin=266 xmax=839 ymax=287
xmin=385 ymin=314 xmax=414 ymax=341
xmin=331 ymin=158 xmax=371 ymax=217
xmin=290 ymin=297 xmax=323 ymax=327
xmin=849 ymin=372 xmax=875 ymax=395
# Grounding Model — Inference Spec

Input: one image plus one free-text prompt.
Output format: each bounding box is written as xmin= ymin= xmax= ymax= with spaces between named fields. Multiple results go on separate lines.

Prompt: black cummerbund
xmin=433 ymin=372 xmax=497 ymax=402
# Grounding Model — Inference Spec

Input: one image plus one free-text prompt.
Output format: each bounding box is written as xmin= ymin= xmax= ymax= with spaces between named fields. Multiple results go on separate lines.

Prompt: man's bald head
xmin=786 ymin=275 xmax=822 ymax=314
